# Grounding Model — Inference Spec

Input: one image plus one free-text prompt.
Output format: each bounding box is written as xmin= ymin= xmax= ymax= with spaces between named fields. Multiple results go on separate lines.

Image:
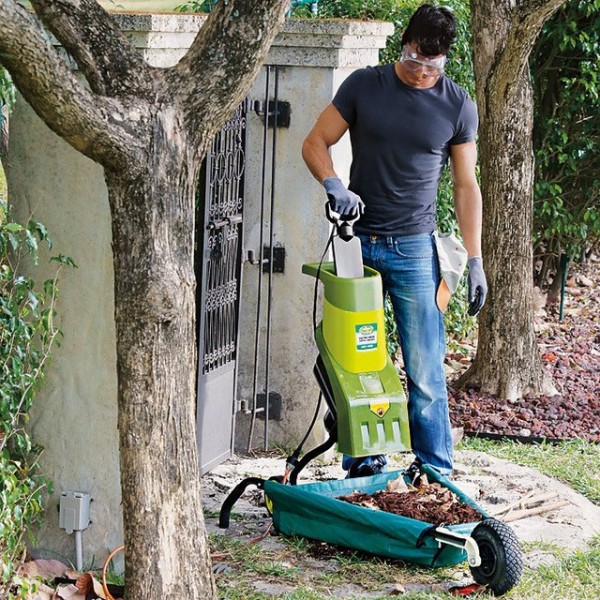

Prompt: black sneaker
xmin=405 ymin=458 xmax=424 ymax=486
xmin=347 ymin=455 xmax=387 ymax=478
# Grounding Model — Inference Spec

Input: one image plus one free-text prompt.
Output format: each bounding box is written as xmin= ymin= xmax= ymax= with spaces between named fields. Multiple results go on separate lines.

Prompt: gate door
xmin=196 ymin=103 xmax=246 ymax=475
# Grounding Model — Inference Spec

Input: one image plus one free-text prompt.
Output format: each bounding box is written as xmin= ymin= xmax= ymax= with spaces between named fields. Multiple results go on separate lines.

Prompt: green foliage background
xmin=0 ymin=68 xmax=15 ymax=109
xmin=1 ymin=67 xmax=14 ymax=206
xmin=531 ymin=0 xmax=600 ymax=287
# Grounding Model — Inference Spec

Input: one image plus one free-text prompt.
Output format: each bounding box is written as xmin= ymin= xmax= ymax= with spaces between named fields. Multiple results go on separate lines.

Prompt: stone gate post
xmin=237 ymin=19 xmax=394 ymax=452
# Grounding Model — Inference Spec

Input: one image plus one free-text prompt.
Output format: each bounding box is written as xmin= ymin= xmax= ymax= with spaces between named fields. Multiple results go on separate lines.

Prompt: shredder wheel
xmin=470 ymin=518 xmax=523 ymax=596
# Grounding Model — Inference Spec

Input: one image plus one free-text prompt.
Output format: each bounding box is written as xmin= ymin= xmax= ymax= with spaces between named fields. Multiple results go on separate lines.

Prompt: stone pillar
xmin=6 ymin=14 xmax=393 ymax=565
xmin=236 ymin=20 xmax=394 ymax=451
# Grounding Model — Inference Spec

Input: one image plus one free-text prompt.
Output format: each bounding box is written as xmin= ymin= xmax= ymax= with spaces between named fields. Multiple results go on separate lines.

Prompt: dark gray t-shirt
xmin=332 ymin=64 xmax=478 ymax=236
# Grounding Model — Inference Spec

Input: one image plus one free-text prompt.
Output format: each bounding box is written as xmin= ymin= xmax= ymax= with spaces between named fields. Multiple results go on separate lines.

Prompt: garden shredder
xmin=222 ymin=204 xmax=412 ymax=489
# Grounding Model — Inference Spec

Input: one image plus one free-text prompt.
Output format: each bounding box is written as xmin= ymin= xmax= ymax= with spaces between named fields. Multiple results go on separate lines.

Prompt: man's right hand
xmin=323 ymin=177 xmax=364 ymax=218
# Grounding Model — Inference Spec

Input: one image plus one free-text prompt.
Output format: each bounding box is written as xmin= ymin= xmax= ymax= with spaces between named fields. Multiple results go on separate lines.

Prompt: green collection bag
xmin=264 ymin=467 xmax=489 ymax=568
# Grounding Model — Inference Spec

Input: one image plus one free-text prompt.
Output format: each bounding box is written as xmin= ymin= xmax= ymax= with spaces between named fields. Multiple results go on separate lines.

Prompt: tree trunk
xmin=106 ymin=119 xmax=215 ymax=597
xmin=466 ymin=70 xmax=555 ymax=399
xmin=460 ymin=0 xmax=563 ymax=400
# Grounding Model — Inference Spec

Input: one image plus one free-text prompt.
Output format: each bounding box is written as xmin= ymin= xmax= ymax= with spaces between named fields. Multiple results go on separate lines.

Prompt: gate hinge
xmin=247 ymin=245 xmax=285 ymax=273
xmin=249 ymin=99 xmax=291 ymax=128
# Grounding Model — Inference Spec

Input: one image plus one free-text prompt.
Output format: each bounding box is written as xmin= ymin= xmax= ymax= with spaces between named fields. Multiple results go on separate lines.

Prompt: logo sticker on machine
xmin=355 ymin=323 xmax=377 ymax=351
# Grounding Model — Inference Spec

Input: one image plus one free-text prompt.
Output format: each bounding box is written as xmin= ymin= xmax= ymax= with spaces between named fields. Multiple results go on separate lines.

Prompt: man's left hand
xmin=467 ymin=257 xmax=487 ymax=316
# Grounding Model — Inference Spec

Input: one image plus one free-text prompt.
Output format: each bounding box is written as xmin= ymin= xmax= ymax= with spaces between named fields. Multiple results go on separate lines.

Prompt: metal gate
xmin=195 ymin=102 xmax=247 ymax=475
xmin=196 ymin=66 xmax=286 ymax=472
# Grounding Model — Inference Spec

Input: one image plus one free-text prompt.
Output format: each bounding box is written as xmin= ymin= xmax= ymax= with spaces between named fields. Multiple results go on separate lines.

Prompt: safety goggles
xmin=400 ymin=45 xmax=447 ymax=76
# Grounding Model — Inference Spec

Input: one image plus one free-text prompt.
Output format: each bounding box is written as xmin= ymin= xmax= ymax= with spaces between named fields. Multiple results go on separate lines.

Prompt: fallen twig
xmin=489 ymin=492 xmax=570 ymax=522
xmin=490 ymin=491 xmax=558 ymax=517
xmin=501 ymin=501 xmax=570 ymax=523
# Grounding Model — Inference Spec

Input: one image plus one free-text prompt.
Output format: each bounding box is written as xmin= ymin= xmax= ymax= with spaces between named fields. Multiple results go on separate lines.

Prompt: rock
xmin=533 ymin=286 xmax=547 ymax=312
xmin=452 ymin=427 xmax=464 ymax=447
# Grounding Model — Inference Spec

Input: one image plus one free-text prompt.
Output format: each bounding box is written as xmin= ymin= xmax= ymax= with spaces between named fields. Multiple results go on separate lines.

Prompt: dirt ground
xmin=448 ymin=257 xmax=600 ymax=442
xmin=201 ymin=449 xmax=600 ymax=596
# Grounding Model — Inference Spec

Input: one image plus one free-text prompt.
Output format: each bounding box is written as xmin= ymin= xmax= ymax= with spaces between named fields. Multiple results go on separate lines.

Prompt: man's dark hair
xmin=401 ymin=4 xmax=457 ymax=56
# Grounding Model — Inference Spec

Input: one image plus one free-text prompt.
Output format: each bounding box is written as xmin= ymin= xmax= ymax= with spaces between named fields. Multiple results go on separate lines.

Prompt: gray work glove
xmin=467 ymin=257 xmax=488 ymax=316
xmin=323 ymin=177 xmax=364 ymax=218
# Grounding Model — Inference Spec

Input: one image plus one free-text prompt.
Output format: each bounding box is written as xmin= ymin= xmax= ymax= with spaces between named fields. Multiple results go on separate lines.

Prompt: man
xmin=302 ymin=4 xmax=487 ymax=478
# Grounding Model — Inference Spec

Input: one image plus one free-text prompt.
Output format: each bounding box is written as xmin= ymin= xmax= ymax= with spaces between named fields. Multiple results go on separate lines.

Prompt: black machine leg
xmin=289 ymin=430 xmax=337 ymax=485
xmin=286 ymin=356 xmax=339 ymax=485
xmin=221 ymin=355 xmax=339 ymax=522
xmin=219 ymin=477 xmax=265 ymax=529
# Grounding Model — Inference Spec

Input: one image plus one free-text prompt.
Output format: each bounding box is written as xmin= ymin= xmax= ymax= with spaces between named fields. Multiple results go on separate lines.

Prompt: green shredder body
xmin=303 ymin=262 xmax=411 ymax=457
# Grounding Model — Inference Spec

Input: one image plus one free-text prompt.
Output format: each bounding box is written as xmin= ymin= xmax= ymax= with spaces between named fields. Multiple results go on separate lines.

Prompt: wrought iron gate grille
xmin=197 ymin=66 xmax=283 ymax=471
xmin=199 ymin=102 xmax=246 ymax=374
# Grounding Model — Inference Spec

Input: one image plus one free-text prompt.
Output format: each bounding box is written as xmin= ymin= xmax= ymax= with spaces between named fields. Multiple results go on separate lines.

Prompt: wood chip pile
xmin=338 ymin=474 xmax=482 ymax=526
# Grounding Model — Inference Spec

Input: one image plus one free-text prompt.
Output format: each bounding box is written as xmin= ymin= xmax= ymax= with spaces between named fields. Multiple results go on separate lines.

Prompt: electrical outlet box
xmin=59 ymin=491 xmax=91 ymax=534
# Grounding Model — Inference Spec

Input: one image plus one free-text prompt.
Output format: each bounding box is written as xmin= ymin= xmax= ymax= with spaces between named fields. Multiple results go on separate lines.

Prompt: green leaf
xmin=50 ymin=254 xmax=78 ymax=268
xmin=3 ymin=223 xmax=23 ymax=233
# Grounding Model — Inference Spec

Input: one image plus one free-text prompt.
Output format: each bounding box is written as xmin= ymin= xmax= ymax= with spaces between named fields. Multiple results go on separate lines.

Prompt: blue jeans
xmin=344 ymin=233 xmax=453 ymax=476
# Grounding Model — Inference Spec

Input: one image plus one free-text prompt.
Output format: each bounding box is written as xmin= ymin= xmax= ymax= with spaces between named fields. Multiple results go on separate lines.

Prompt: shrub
xmin=0 ymin=199 xmax=73 ymax=598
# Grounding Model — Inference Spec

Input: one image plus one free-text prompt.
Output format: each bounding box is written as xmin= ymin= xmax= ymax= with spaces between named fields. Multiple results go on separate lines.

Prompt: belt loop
xmin=386 ymin=236 xmax=394 ymax=248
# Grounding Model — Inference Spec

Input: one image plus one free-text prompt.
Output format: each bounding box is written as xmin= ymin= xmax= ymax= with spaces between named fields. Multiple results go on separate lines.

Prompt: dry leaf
xmin=386 ymin=476 xmax=409 ymax=493
xmin=76 ymin=572 xmax=108 ymax=599
xmin=54 ymin=583 xmax=85 ymax=599
xmin=19 ymin=559 xmax=69 ymax=580
xmin=388 ymin=583 xmax=406 ymax=595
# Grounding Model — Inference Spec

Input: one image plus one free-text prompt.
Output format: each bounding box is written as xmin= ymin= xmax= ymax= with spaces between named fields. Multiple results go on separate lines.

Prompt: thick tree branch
xmin=29 ymin=0 xmax=154 ymax=97
xmin=167 ymin=0 xmax=288 ymax=152
xmin=0 ymin=0 xmax=145 ymax=172
xmin=489 ymin=0 xmax=565 ymax=111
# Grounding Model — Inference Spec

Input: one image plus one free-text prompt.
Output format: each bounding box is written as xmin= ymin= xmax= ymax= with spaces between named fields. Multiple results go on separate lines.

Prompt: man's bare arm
xmin=451 ymin=141 xmax=483 ymax=258
xmin=302 ymin=104 xmax=350 ymax=184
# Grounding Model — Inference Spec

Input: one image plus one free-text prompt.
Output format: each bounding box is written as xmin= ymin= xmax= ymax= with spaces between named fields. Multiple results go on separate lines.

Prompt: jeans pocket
xmin=392 ymin=235 xmax=434 ymax=259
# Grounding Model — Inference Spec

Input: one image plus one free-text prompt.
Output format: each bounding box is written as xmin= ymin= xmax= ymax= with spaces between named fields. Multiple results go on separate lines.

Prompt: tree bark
xmin=460 ymin=0 xmax=565 ymax=400
xmin=0 ymin=0 xmax=289 ymax=597
xmin=107 ymin=129 xmax=213 ymax=596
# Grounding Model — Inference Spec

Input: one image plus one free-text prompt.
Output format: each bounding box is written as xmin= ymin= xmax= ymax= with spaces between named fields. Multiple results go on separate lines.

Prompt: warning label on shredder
xmin=355 ymin=323 xmax=377 ymax=351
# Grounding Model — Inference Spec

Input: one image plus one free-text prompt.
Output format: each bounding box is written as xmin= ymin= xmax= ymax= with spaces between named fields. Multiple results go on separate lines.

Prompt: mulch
xmin=448 ymin=258 xmax=600 ymax=443
xmin=338 ymin=477 xmax=482 ymax=526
